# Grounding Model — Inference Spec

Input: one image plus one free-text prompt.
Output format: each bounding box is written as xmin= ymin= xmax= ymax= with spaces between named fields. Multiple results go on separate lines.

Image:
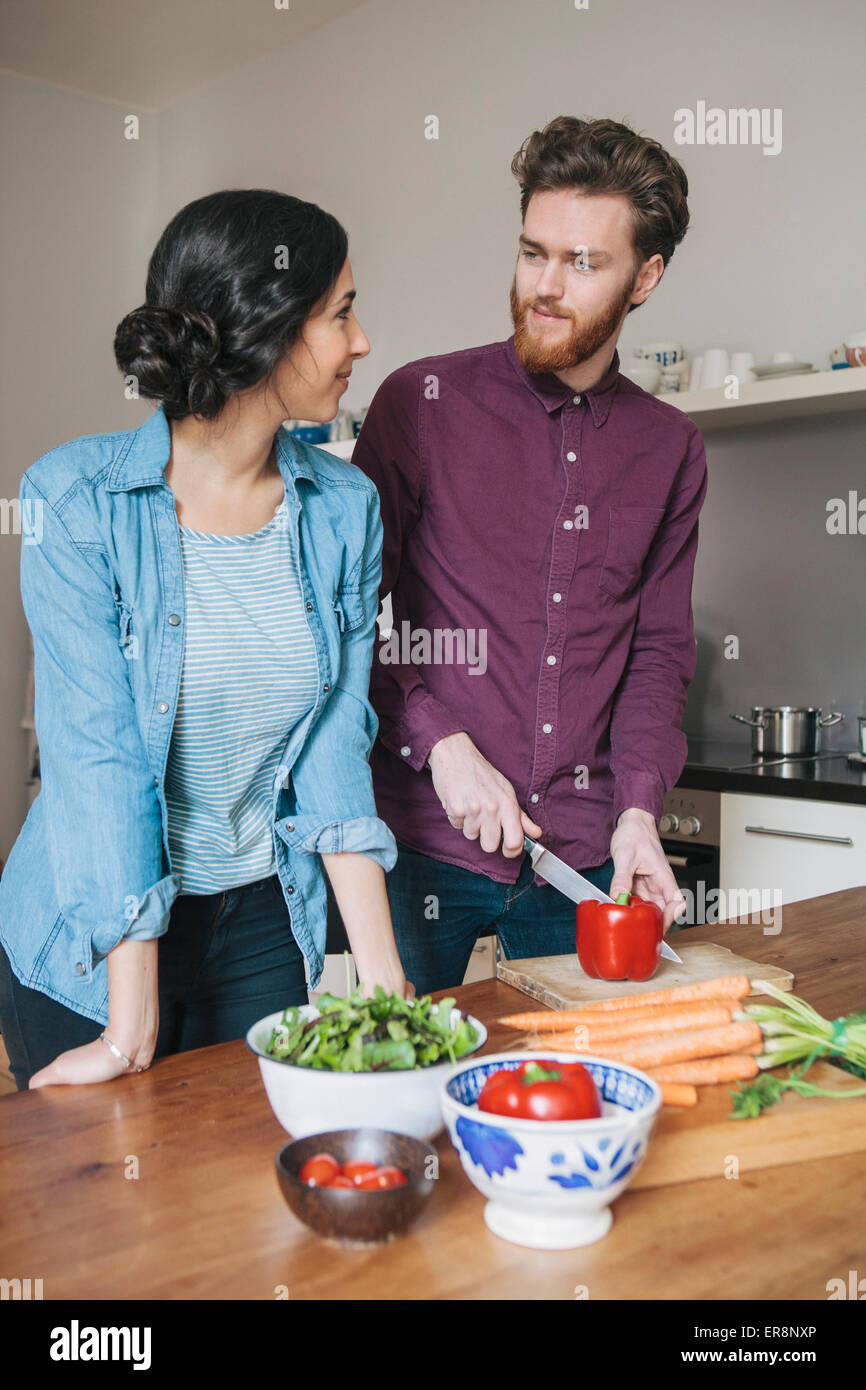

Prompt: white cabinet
xmin=720 ymin=792 xmax=866 ymax=908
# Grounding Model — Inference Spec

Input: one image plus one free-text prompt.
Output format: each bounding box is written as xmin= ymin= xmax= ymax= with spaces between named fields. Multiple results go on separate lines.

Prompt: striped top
xmin=165 ymin=491 xmax=320 ymax=894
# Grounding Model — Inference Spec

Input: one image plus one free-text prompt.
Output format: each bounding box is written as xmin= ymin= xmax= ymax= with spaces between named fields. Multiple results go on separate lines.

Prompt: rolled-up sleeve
xmin=282 ymin=483 xmax=397 ymax=871
xmin=18 ymin=474 xmax=179 ymax=964
xmin=609 ymin=426 xmax=709 ymax=825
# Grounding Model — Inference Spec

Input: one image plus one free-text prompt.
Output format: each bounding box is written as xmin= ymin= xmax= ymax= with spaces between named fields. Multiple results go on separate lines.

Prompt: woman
xmin=0 ymin=188 xmax=412 ymax=1091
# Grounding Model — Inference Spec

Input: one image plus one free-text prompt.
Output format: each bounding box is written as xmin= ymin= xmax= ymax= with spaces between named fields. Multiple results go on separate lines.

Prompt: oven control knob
xmin=658 ymin=813 xmax=679 ymax=834
xmin=680 ymin=816 xmax=702 ymax=837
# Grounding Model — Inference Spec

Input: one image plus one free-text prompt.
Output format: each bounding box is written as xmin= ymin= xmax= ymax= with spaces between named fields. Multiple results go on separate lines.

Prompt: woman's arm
xmin=320 ymin=854 xmax=411 ymax=997
xmin=29 ymin=937 xmax=160 ymax=1086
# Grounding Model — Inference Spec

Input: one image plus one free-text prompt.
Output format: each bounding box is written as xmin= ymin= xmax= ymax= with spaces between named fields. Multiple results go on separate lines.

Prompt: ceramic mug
xmin=730 ymin=352 xmax=755 ymax=385
xmin=701 ymin=348 xmax=730 ymax=389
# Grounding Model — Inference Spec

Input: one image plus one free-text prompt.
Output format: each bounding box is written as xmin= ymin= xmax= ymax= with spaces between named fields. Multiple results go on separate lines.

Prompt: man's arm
xmin=351 ymin=365 xmax=469 ymax=772
xmin=608 ymin=424 xmax=709 ymax=825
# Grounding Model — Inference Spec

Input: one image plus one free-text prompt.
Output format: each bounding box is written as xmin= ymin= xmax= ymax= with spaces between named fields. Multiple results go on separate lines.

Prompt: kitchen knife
xmin=523 ymin=835 xmax=683 ymax=963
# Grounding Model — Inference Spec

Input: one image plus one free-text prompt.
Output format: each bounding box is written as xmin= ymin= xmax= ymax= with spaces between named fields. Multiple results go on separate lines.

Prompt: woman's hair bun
xmin=113 ymin=304 xmax=226 ymax=419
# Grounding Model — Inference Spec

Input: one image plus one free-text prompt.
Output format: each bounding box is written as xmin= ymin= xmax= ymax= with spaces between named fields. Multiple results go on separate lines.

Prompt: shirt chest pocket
xmin=332 ymin=587 xmax=365 ymax=633
xmin=598 ymin=505 xmax=665 ymax=600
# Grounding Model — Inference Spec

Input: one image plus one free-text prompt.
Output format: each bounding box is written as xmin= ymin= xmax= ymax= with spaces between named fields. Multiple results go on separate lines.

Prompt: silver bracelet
xmin=99 ymin=1030 xmax=148 ymax=1072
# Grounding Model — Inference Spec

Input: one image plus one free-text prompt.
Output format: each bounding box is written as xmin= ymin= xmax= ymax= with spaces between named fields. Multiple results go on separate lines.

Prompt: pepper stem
xmin=615 ymin=891 xmax=632 ymax=905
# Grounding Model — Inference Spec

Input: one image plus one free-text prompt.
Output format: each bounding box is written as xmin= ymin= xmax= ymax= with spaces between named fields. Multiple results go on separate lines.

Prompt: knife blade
xmin=523 ymin=835 xmax=683 ymax=963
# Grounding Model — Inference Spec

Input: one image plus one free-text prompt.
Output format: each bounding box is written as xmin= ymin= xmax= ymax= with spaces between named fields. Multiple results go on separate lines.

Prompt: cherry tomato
xmin=342 ymin=1159 xmax=379 ymax=1185
xmin=299 ymin=1152 xmax=340 ymax=1186
xmin=324 ymin=1174 xmax=355 ymax=1189
xmin=356 ymin=1165 xmax=408 ymax=1190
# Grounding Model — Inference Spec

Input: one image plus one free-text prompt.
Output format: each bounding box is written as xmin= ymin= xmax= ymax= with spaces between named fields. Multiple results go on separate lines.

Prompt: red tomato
xmin=356 ymin=1165 xmax=408 ymax=1190
xmin=375 ymin=1165 xmax=408 ymax=1188
xmin=324 ymin=1174 xmax=355 ymax=1189
xmin=518 ymin=1081 xmax=587 ymax=1121
xmin=342 ymin=1159 xmax=378 ymax=1185
xmin=299 ymin=1152 xmax=340 ymax=1186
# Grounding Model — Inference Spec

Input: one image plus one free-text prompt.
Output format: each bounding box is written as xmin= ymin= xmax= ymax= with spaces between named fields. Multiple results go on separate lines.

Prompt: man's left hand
xmin=610 ymin=807 xmax=687 ymax=932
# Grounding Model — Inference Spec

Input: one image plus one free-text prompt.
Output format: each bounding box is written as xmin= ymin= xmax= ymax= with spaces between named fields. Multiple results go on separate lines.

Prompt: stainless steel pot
xmin=730 ymin=705 xmax=844 ymax=756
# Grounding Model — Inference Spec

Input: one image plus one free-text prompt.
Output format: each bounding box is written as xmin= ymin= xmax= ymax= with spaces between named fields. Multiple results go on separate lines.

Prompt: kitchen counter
xmin=2 ymin=886 xmax=865 ymax=1301
xmin=679 ymin=737 xmax=866 ymax=806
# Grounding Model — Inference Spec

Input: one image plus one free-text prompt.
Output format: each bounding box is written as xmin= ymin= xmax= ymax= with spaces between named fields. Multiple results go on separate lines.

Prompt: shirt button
xmin=76 ymin=962 xmax=86 ymax=975
xmin=542 ymin=723 xmax=552 ymax=733
xmin=563 ymin=520 xmax=574 ymax=530
xmin=322 ymin=684 xmax=330 ymax=692
xmin=573 ymin=395 xmax=581 ymax=405
xmin=153 ymin=776 xmax=158 ymax=785
xmin=400 ymin=746 xmax=411 ymax=757
xmin=286 ymin=822 xmax=295 ymax=832
xmin=530 ymin=793 xmax=539 ymax=804
xmin=168 ymin=613 xmax=181 ymax=626
xmin=287 ymin=885 xmax=294 ymax=895
xmin=546 ymin=655 xmax=556 ymax=666
xmin=157 ymin=701 xmax=169 ymax=713
xmin=566 ymin=451 xmax=577 ymax=462
xmin=306 ymin=602 xmax=313 ymax=612
xmin=552 ymin=592 xmax=562 ymax=603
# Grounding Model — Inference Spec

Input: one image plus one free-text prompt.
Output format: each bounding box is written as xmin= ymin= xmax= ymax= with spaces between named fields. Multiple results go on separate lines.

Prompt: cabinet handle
xmin=744 ymin=825 xmax=853 ymax=846
xmin=665 ymin=854 xmax=689 ymax=867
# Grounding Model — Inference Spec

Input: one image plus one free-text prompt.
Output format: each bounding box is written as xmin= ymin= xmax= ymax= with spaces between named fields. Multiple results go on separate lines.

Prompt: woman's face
xmin=274 ymin=258 xmax=370 ymax=422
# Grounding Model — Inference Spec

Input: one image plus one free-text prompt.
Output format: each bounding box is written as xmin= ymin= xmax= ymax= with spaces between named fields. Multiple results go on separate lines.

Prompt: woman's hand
xmin=29 ymin=937 xmax=159 ymax=1088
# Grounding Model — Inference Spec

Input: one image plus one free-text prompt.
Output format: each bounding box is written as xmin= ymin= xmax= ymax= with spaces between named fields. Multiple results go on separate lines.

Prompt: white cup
xmin=689 ymin=356 xmax=704 ymax=390
xmin=730 ymin=352 xmax=755 ymax=385
xmin=701 ymin=348 xmax=730 ymax=389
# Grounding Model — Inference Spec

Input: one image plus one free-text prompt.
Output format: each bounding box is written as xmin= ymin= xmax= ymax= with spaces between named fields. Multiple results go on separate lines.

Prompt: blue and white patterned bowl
xmin=441 ymin=1052 xmax=662 ymax=1249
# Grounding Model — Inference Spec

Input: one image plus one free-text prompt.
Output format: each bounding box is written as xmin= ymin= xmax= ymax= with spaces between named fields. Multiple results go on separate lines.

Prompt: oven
xmin=659 ymin=787 xmax=721 ymax=930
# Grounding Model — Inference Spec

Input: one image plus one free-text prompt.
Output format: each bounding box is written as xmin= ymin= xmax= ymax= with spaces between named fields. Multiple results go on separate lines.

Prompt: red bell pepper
xmin=576 ymin=891 xmax=664 ymax=982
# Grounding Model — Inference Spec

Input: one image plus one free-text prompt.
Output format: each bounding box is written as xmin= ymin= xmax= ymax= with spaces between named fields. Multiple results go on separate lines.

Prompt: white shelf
xmin=659 ymin=368 xmax=866 ymax=429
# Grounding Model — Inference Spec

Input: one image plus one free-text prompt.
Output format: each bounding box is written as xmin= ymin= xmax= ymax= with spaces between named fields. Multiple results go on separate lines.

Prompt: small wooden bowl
xmin=275 ymin=1128 xmax=437 ymax=1247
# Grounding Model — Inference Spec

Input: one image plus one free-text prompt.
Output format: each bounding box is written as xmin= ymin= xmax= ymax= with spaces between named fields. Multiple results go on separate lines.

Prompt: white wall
xmin=0 ymin=72 xmax=159 ymax=854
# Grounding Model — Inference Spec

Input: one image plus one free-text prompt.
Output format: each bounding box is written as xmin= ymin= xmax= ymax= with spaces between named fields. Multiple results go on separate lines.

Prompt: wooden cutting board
xmin=631 ymin=1059 xmax=866 ymax=1188
xmin=496 ymin=941 xmax=794 ymax=1010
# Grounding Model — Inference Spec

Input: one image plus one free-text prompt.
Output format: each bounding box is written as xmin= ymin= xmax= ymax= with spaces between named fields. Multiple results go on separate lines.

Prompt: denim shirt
xmin=0 ymin=403 xmax=397 ymax=1024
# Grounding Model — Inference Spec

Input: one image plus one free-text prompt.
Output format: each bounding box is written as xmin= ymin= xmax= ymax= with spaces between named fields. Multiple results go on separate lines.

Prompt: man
xmin=350 ymin=115 xmax=708 ymax=993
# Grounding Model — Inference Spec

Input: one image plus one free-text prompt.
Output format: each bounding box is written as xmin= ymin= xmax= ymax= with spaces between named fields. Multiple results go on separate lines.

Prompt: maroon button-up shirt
xmin=352 ymin=337 xmax=708 ymax=884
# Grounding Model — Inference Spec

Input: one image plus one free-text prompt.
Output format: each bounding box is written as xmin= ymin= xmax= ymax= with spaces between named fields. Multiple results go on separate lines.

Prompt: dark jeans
xmin=383 ymin=840 xmax=616 ymax=995
xmin=0 ymin=873 xmax=308 ymax=1091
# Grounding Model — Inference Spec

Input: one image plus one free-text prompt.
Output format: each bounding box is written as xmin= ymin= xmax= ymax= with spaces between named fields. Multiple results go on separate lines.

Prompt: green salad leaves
xmin=265 ymin=984 xmax=479 ymax=1072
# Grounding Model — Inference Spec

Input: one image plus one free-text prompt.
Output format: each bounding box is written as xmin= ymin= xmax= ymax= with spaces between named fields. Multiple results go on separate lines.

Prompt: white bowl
xmin=247 ymin=1004 xmax=487 ymax=1141
xmin=441 ymin=1052 xmax=662 ymax=1249
xmin=620 ymin=360 xmax=661 ymax=393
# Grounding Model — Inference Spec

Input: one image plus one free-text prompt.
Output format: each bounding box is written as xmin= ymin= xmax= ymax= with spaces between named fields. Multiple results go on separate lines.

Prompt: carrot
xmin=646 ymin=1054 xmax=760 ymax=1085
xmin=501 ymin=1000 xmax=733 ymax=1032
xmin=519 ymin=1020 xmax=763 ymax=1069
xmin=541 ymin=1003 xmax=733 ymax=1046
xmin=498 ymin=975 xmax=751 ymax=1029
xmin=658 ymin=1083 xmax=698 ymax=1107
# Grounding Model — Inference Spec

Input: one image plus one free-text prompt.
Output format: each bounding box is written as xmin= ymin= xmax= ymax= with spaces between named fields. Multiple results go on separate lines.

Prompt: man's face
xmin=509 ymin=189 xmax=645 ymax=373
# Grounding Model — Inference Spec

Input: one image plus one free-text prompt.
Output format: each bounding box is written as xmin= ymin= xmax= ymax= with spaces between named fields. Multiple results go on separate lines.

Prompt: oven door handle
xmin=664 ymin=853 xmax=689 ymax=867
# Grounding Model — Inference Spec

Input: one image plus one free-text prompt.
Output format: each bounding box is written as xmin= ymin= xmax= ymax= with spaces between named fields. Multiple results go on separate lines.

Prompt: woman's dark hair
xmin=114 ymin=189 xmax=348 ymax=420
xmin=511 ymin=117 xmax=690 ymax=311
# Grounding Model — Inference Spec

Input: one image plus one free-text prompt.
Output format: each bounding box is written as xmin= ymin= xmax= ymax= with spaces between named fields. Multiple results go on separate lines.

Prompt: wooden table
xmin=2 ymin=887 xmax=865 ymax=1301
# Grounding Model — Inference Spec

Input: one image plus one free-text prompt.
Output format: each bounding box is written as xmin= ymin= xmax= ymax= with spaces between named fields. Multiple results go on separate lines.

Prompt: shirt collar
xmin=107 ymin=402 xmax=322 ymax=494
xmin=505 ymin=335 xmax=621 ymax=427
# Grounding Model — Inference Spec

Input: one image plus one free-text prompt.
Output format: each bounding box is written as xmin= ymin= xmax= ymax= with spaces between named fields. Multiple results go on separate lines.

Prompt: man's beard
xmin=509 ymin=272 xmax=635 ymax=373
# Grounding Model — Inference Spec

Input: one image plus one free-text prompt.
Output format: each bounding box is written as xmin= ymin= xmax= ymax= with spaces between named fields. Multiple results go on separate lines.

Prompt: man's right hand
xmin=427 ymin=731 xmax=543 ymax=856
